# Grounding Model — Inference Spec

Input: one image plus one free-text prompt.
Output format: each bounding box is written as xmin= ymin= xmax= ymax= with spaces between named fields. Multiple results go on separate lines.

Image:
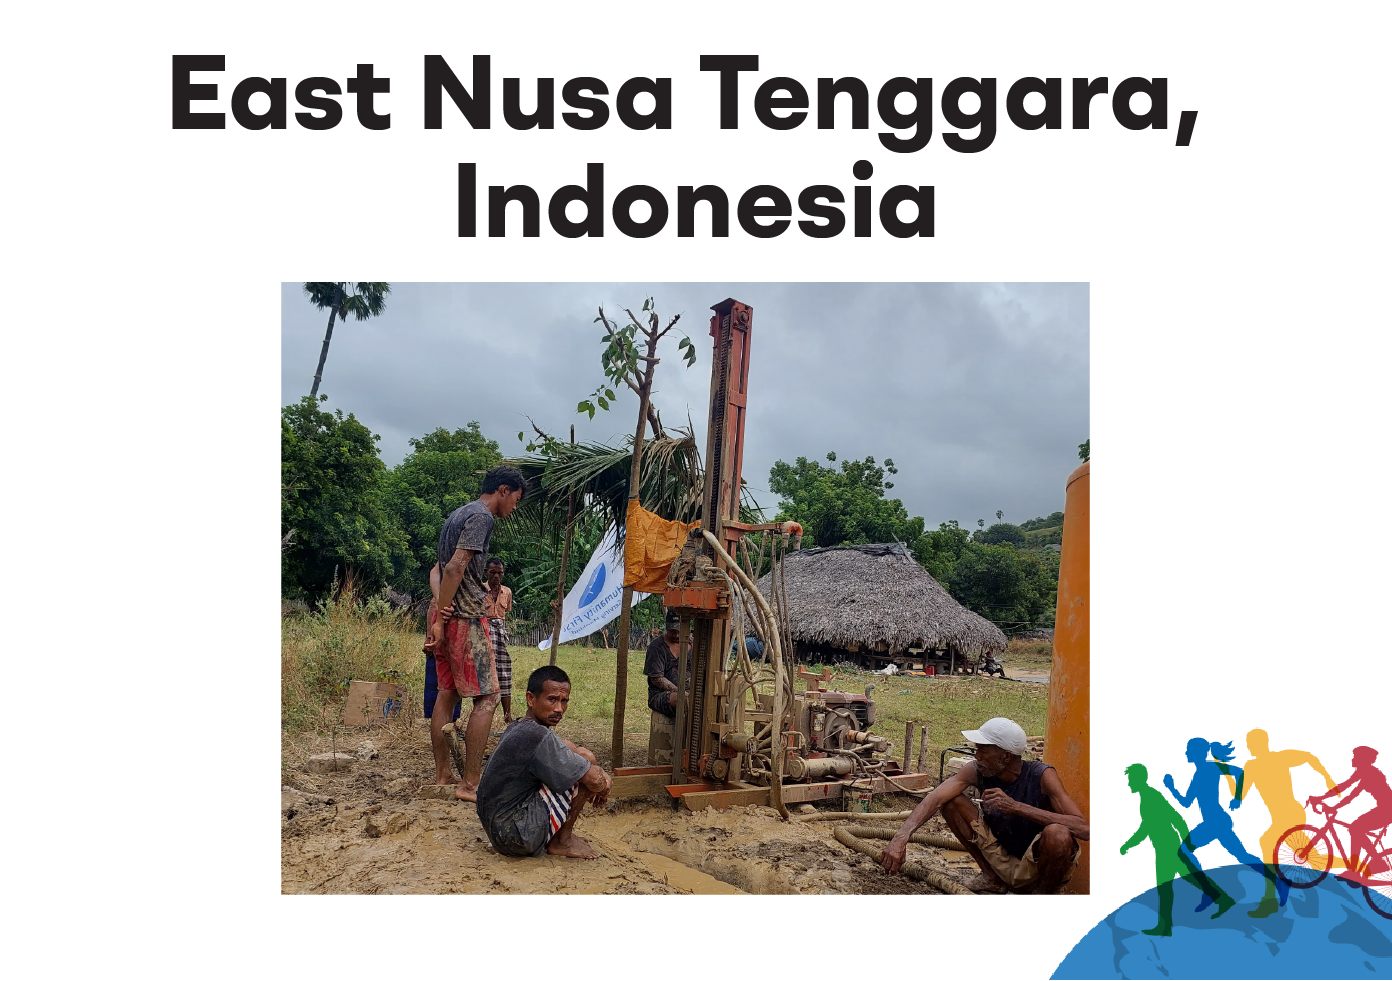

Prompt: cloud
xmin=281 ymin=282 xmax=1088 ymax=528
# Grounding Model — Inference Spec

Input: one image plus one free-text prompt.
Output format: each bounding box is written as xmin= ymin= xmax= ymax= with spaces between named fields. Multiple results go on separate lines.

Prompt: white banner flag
xmin=537 ymin=523 xmax=648 ymax=650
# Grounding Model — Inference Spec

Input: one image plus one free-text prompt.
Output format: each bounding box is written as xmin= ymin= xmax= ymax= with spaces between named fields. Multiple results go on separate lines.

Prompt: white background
xmin=3 ymin=2 xmax=1389 ymax=977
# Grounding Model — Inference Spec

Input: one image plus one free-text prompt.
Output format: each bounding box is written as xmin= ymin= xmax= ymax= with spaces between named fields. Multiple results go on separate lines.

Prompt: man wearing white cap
xmin=880 ymin=716 xmax=1089 ymax=893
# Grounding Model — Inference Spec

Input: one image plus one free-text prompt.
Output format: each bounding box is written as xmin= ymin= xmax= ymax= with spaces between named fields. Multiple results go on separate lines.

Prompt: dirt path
xmin=281 ymin=725 xmax=972 ymax=895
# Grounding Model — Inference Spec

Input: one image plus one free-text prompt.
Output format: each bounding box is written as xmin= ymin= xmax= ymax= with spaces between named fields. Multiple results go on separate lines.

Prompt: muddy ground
xmin=281 ymin=722 xmax=982 ymax=895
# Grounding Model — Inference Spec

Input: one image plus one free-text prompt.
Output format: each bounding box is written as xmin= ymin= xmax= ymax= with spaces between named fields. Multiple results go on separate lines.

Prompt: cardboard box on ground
xmin=341 ymin=681 xmax=403 ymax=726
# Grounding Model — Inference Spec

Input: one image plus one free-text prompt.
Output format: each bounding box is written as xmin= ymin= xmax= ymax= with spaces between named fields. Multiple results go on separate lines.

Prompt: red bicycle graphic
xmin=1274 ymin=797 xmax=1392 ymax=919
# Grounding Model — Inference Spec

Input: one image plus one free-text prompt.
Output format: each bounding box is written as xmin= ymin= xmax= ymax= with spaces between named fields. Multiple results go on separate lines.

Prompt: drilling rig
xmin=609 ymin=298 xmax=937 ymax=814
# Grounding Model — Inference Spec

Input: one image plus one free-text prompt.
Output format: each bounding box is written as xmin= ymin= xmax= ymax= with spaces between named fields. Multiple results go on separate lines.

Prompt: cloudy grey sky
xmin=280 ymin=283 xmax=1087 ymax=530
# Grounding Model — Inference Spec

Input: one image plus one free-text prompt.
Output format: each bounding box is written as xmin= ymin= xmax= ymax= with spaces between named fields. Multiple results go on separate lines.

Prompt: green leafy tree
xmin=1020 ymin=511 xmax=1064 ymax=531
xmin=383 ymin=423 xmax=503 ymax=599
xmin=949 ymin=543 xmax=1059 ymax=630
xmin=281 ymin=396 xmax=407 ymax=599
xmin=1078 ymin=438 xmax=1090 ymax=462
xmin=768 ymin=452 xmax=924 ymax=548
xmin=304 ymin=282 xmax=391 ymax=396
xmin=976 ymin=522 xmax=1028 ymax=547
xmin=911 ymin=520 xmax=972 ymax=582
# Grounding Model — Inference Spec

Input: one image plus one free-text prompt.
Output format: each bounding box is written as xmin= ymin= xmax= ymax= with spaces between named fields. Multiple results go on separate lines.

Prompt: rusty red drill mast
xmin=609 ymin=297 xmax=937 ymax=814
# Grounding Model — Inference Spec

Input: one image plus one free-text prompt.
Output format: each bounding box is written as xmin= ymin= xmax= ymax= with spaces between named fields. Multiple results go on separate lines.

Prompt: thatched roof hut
xmin=755 ymin=543 xmax=1007 ymax=657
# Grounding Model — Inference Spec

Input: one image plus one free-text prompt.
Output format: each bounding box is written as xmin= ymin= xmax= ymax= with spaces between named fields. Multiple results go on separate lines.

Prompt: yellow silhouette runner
xmin=1229 ymin=728 xmax=1338 ymax=916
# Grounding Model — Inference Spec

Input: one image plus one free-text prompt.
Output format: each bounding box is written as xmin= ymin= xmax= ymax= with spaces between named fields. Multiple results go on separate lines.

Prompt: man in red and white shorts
xmin=424 ymin=466 xmax=526 ymax=802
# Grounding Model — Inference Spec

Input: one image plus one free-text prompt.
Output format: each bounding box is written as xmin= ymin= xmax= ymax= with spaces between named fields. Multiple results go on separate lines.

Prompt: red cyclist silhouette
xmin=1309 ymin=745 xmax=1392 ymax=882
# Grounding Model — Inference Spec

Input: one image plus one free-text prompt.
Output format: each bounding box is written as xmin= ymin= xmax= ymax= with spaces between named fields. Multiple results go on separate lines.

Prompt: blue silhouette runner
xmin=1164 ymin=737 xmax=1289 ymax=914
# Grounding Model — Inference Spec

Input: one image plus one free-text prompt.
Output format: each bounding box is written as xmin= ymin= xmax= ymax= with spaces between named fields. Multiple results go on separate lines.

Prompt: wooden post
xmin=917 ymin=724 xmax=929 ymax=774
xmin=546 ymin=425 xmax=577 ymax=667
xmin=611 ymin=324 xmax=661 ymax=772
xmin=903 ymin=720 xmax=914 ymax=771
xmin=611 ymin=586 xmax=635 ymax=768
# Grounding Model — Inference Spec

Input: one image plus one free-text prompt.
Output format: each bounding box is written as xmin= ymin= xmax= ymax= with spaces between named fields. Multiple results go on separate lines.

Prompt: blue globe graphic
xmin=1055 ymin=864 xmax=1392 ymax=978
xmin=578 ymin=564 xmax=606 ymax=607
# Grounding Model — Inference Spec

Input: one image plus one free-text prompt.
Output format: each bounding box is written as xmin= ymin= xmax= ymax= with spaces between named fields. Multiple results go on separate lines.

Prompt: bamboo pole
xmin=546 ymin=426 xmax=577 ymax=667
xmin=611 ymin=329 xmax=660 ymax=771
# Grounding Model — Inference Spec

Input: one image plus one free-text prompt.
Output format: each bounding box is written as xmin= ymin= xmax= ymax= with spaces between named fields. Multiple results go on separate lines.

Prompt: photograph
xmin=279 ymin=282 xmax=1090 ymax=895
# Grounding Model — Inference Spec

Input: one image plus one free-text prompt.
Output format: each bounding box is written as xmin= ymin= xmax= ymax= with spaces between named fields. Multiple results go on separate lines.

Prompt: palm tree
xmin=304 ymin=282 xmax=391 ymax=396
xmin=512 ymin=431 xmax=704 ymax=531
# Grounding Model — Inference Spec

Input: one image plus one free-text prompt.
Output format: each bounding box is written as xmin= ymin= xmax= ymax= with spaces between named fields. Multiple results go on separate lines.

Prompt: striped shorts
xmin=489 ymin=618 xmax=512 ymax=698
xmin=538 ymin=783 xmax=576 ymax=838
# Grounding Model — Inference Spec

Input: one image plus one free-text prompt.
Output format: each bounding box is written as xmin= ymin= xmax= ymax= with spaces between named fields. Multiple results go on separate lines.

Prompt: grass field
xmin=283 ymin=603 xmax=1051 ymax=769
xmin=1002 ymin=636 xmax=1054 ymax=670
xmin=514 ymin=643 xmax=1048 ymax=767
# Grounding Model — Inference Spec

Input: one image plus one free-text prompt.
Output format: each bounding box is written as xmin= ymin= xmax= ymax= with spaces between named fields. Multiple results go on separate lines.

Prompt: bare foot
xmin=963 ymin=871 xmax=1007 ymax=894
xmin=455 ymin=784 xmax=479 ymax=802
xmin=547 ymin=834 xmax=599 ymax=859
xmin=434 ymin=773 xmax=462 ymax=786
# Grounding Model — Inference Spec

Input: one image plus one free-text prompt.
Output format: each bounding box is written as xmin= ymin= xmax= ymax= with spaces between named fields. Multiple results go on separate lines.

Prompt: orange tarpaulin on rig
xmin=622 ymin=498 xmax=700 ymax=593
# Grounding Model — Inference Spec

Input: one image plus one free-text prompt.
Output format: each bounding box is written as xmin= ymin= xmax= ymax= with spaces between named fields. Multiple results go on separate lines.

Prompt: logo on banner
xmin=537 ymin=522 xmax=646 ymax=650
xmin=579 ymin=564 xmax=606 ymax=607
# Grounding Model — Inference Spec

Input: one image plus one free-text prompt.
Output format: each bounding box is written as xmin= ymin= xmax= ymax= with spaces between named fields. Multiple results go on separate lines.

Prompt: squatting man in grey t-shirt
xmin=476 ymin=665 xmax=613 ymax=859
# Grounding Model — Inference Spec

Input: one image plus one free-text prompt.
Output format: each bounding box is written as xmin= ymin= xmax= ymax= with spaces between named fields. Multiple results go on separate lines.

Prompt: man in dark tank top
xmin=880 ymin=716 xmax=1090 ymax=893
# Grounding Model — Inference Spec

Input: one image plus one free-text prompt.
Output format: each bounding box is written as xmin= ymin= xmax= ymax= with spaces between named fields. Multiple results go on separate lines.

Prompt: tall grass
xmin=1004 ymin=636 xmax=1053 ymax=667
xmin=833 ymin=667 xmax=1049 ymax=762
xmin=281 ymin=590 xmax=427 ymax=732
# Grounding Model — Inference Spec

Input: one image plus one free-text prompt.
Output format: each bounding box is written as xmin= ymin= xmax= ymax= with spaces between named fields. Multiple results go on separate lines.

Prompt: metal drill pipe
xmin=701 ymin=528 xmax=789 ymax=819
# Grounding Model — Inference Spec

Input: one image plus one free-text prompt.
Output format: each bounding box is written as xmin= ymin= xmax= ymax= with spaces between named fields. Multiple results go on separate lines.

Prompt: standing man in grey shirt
xmin=424 ymin=466 xmax=527 ymax=802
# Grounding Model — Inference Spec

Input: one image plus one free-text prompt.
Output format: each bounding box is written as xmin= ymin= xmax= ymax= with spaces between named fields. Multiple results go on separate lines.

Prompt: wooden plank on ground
xmin=675 ymin=785 xmax=771 ymax=811
xmin=611 ymin=772 xmax=671 ymax=798
xmin=781 ymin=781 xmax=846 ymax=803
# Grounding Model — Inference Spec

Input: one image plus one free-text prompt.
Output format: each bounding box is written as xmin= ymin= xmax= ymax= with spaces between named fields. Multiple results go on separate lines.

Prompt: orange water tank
xmin=1045 ymin=460 xmax=1089 ymax=894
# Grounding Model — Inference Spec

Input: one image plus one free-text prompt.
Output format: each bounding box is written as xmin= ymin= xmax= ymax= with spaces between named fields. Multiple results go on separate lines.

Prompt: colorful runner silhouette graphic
xmin=1120 ymin=763 xmax=1233 ymax=935
xmin=1229 ymin=728 xmax=1337 ymax=915
xmin=1310 ymin=745 xmax=1392 ymax=883
xmin=1164 ymin=737 xmax=1289 ymax=914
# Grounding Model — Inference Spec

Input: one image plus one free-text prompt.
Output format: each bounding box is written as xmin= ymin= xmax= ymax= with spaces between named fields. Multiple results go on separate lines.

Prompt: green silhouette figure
xmin=1230 ymin=728 xmax=1338 ymax=915
xmin=1121 ymin=763 xmax=1235 ymax=935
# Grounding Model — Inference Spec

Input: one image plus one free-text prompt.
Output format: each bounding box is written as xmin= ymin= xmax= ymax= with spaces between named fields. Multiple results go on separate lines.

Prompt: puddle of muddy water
xmin=606 ymin=849 xmax=745 ymax=895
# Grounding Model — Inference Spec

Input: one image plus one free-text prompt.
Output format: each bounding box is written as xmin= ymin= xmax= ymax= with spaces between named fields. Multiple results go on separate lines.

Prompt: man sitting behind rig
xmin=880 ymin=717 xmax=1089 ymax=894
xmin=645 ymin=608 xmax=684 ymax=717
xmin=476 ymin=666 xmax=612 ymax=859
